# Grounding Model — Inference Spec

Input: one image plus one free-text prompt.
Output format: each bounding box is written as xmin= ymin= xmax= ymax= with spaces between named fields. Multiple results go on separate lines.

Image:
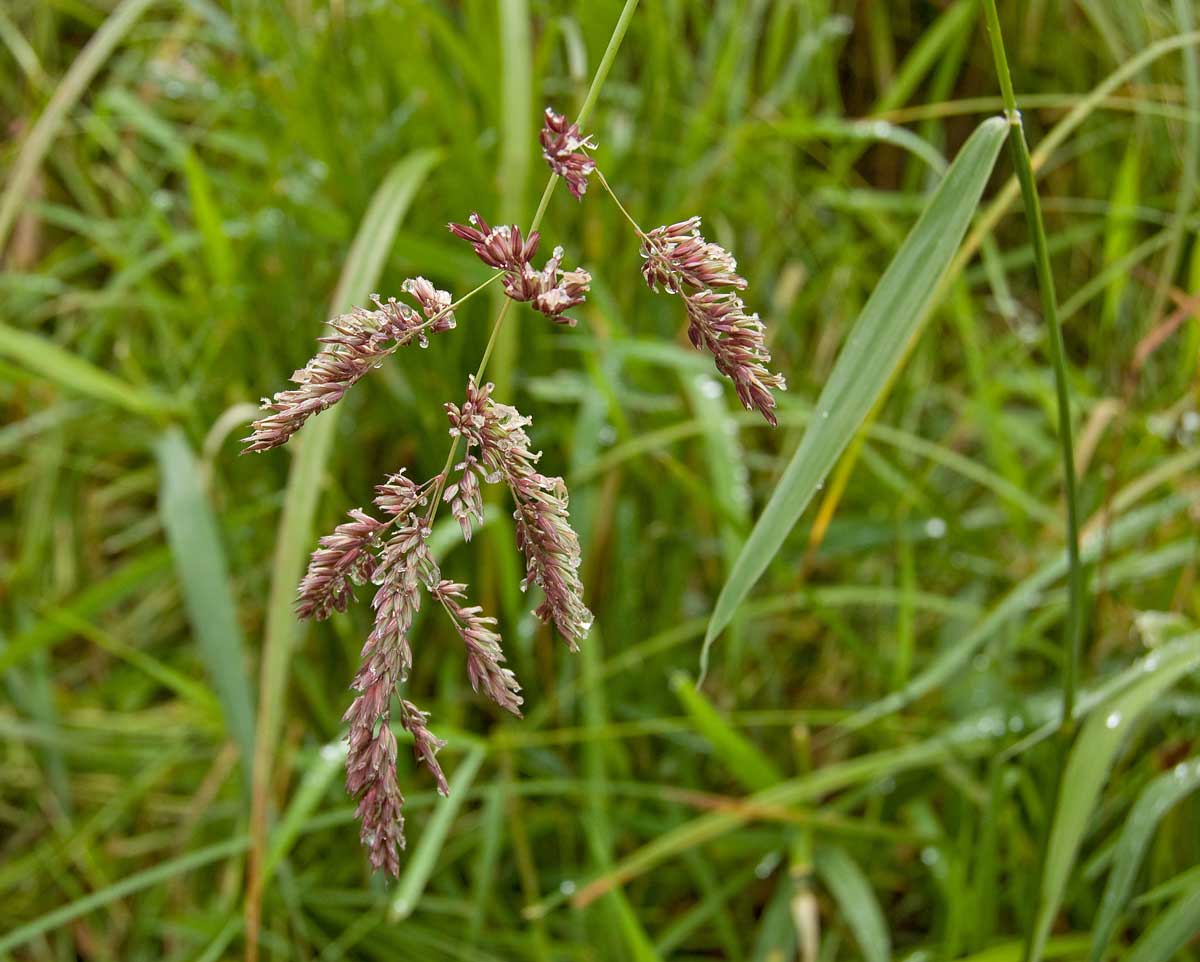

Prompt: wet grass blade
xmin=0 ymin=324 xmax=176 ymax=418
xmin=0 ymin=837 xmax=248 ymax=954
xmin=815 ymin=844 xmax=892 ymax=962
xmin=156 ymin=427 xmax=256 ymax=785
xmin=1028 ymin=634 xmax=1200 ymax=962
xmin=671 ymin=671 xmax=780 ymax=791
xmin=705 ymin=117 xmax=1008 ymax=652
xmin=0 ymin=0 xmax=155 ymax=249
xmin=1089 ymin=756 xmax=1200 ymax=962
xmin=389 ymin=745 xmax=486 ymax=920
xmin=1123 ymin=884 xmax=1200 ymax=962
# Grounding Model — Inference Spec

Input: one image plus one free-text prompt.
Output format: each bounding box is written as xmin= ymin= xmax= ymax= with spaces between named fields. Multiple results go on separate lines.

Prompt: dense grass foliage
xmin=2 ymin=1 xmax=1199 ymax=959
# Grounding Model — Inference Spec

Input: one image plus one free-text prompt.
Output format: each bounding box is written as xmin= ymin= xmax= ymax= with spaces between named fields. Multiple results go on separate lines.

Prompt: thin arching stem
xmin=423 ymin=0 xmax=642 ymax=528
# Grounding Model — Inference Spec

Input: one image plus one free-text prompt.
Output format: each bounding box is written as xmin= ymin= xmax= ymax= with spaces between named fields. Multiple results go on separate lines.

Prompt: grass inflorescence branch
xmin=243 ymin=7 xmax=787 ymax=876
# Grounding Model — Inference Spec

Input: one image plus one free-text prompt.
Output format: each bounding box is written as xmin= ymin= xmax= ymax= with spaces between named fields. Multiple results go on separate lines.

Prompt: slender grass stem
xmin=982 ymin=0 xmax=1086 ymax=730
xmin=594 ymin=167 xmax=647 ymax=239
xmin=982 ymin=4 xmax=1087 ymax=961
xmin=423 ymin=0 xmax=641 ymax=529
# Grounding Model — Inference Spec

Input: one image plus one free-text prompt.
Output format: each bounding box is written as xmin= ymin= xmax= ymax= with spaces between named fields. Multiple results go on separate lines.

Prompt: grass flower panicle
xmin=345 ymin=716 xmax=404 ymax=876
xmin=446 ymin=377 xmax=592 ymax=649
xmin=443 ymin=455 xmax=485 ymax=541
xmin=449 ymin=213 xmax=592 ymax=326
xmin=295 ymin=508 xmax=385 ymax=621
xmin=536 ymin=112 xmax=785 ymax=424
xmin=640 ymin=217 xmax=748 ymax=293
xmin=250 ymin=98 xmax=778 ymax=874
xmin=342 ymin=514 xmax=436 ymax=874
xmin=401 ymin=276 xmax=456 ymax=330
xmin=684 ymin=289 xmax=787 ymax=426
xmin=397 ymin=697 xmax=448 ymax=795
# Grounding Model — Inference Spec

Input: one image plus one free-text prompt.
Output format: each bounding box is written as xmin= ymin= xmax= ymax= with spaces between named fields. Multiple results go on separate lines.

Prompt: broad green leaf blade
xmin=1090 ymin=756 xmax=1200 ymax=962
xmin=156 ymin=427 xmax=256 ymax=785
xmin=704 ymin=116 xmax=1007 ymax=652
xmin=1029 ymin=634 xmax=1200 ymax=962
xmin=1123 ymin=885 xmax=1200 ymax=962
xmin=815 ymin=844 xmax=892 ymax=962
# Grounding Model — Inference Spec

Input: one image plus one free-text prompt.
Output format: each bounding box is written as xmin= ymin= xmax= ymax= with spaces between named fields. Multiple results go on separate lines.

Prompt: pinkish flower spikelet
xmin=540 ymin=107 xmax=597 ymax=200
xmin=446 ymin=377 xmax=591 ymax=648
xmin=242 ymin=287 xmax=454 ymax=453
xmin=449 ymin=213 xmax=591 ymax=326
xmin=639 ymin=217 xmax=784 ymax=424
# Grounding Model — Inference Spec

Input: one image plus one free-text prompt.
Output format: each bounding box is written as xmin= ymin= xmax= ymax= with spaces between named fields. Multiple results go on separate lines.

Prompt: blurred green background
xmin=2 ymin=0 xmax=1199 ymax=959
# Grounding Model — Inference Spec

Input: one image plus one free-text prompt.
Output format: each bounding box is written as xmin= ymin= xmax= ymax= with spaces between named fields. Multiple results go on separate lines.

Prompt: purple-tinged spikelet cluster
xmin=242 ymin=284 xmax=455 ymax=453
xmin=446 ymin=377 xmax=592 ymax=649
xmin=247 ymin=102 xmax=786 ymax=878
xmin=640 ymin=218 xmax=785 ymax=425
xmin=432 ymin=579 xmax=523 ymax=715
xmin=295 ymin=508 xmax=385 ymax=621
xmin=540 ymin=107 xmax=597 ymax=200
xmin=641 ymin=217 xmax=748 ymax=293
xmin=448 ymin=213 xmax=592 ymax=326
xmin=343 ymin=513 xmax=436 ymax=874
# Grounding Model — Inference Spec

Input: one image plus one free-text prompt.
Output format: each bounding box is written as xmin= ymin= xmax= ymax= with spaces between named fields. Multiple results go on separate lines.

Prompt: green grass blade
xmin=0 ymin=0 xmax=155 ymax=249
xmin=704 ymin=117 xmax=1008 ymax=653
xmin=263 ymin=741 xmax=345 ymax=879
xmin=670 ymin=671 xmax=781 ymax=792
xmin=838 ymin=494 xmax=1195 ymax=734
xmin=1029 ymin=635 xmax=1200 ymax=962
xmin=815 ymin=844 xmax=892 ymax=962
xmin=389 ymin=745 xmax=486 ymax=920
xmin=156 ymin=426 xmax=256 ymax=784
xmin=1122 ymin=885 xmax=1200 ymax=962
xmin=1088 ymin=756 xmax=1200 ymax=962
xmin=0 ymin=837 xmax=247 ymax=954
xmin=0 ymin=324 xmax=176 ymax=418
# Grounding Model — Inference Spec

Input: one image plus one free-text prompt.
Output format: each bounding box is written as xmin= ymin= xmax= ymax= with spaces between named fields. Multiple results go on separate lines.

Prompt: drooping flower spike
xmin=242 ymin=285 xmax=455 ymax=453
xmin=639 ymin=217 xmax=785 ymax=424
xmin=445 ymin=377 xmax=592 ymax=648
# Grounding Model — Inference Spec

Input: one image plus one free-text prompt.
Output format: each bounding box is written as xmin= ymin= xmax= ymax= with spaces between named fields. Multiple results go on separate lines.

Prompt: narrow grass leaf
xmin=1088 ymin=756 xmax=1200 ymax=962
xmin=0 ymin=0 xmax=155 ymax=249
xmin=815 ymin=844 xmax=892 ymax=962
xmin=1122 ymin=885 xmax=1200 ymax=962
xmin=0 ymin=837 xmax=247 ymax=953
xmin=1029 ymin=635 xmax=1200 ymax=962
xmin=705 ymin=117 xmax=1008 ymax=652
xmin=671 ymin=671 xmax=781 ymax=792
xmin=389 ymin=745 xmax=486 ymax=920
xmin=156 ymin=427 xmax=256 ymax=782
xmin=0 ymin=324 xmax=176 ymax=418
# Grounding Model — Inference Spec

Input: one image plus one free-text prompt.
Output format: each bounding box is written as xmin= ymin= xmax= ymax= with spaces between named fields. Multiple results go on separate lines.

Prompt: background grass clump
xmin=2 ymin=1 xmax=1199 ymax=960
